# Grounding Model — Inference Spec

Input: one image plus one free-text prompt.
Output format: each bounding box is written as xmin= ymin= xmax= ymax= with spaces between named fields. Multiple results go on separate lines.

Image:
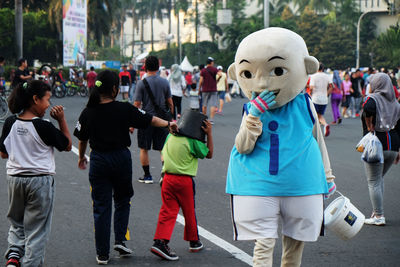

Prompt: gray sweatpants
xmin=5 ymin=175 xmax=55 ymax=267
xmin=363 ymin=151 xmax=398 ymax=216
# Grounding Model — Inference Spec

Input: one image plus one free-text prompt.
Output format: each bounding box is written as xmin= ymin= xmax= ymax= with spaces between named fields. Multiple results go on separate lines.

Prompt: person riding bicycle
xmin=69 ymin=67 xmax=77 ymax=83
xmin=0 ymin=56 xmax=5 ymax=94
xmin=56 ymin=68 xmax=68 ymax=90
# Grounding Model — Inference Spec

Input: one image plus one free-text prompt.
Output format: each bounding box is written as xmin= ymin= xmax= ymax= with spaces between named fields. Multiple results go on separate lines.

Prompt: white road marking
xmin=71 ymin=145 xmax=252 ymax=266
xmin=176 ymin=215 xmax=252 ymax=265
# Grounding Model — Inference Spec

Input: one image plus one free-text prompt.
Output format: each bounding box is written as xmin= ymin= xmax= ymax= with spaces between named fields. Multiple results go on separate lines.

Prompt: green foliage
xmin=296 ymin=6 xmax=325 ymax=57
xmin=369 ymin=24 xmax=400 ymax=68
xmin=0 ymin=8 xmax=16 ymax=60
xmin=318 ymin=23 xmax=355 ymax=69
xmin=334 ymin=0 xmax=359 ymax=31
xmin=87 ymin=0 xmax=114 ymax=45
xmin=150 ymin=41 xmax=220 ymax=68
xmin=0 ymin=8 xmax=61 ymax=65
xmin=222 ymin=15 xmax=264 ymax=51
xmin=359 ymin=16 xmax=377 ymax=67
xmin=202 ymin=0 xmax=247 ymax=42
xmin=87 ymin=41 xmax=127 ymax=61
xmin=23 ymin=10 xmax=62 ymax=64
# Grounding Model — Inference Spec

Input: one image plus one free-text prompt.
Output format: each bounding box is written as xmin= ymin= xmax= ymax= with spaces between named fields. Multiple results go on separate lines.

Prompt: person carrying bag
xmin=360 ymin=73 xmax=400 ymax=226
xmin=143 ymin=78 xmax=173 ymax=122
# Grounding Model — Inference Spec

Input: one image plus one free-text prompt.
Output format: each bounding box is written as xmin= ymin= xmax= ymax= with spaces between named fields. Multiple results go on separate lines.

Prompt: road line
xmin=71 ymin=145 xmax=252 ymax=266
xmin=176 ymin=214 xmax=252 ymax=265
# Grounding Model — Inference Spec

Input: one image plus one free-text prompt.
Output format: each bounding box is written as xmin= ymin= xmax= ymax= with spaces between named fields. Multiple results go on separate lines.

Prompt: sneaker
xmin=355 ymin=113 xmax=360 ymax=117
xmin=209 ymin=120 xmax=214 ymax=125
xmin=114 ymin=241 xmax=133 ymax=257
xmin=364 ymin=216 xmax=386 ymax=226
xmin=324 ymin=124 xmax=330 ymax=137
xmin=344 ymin=114 xmax=349 ymax=119
xmin=138 ymin=176 xmax=153 ymax=184
xmin=189 ymin=240 xmax=204 ymax=252
xmin=151 ymin=240 xmax=179 ymax=261
xmin=6 ymin=258 xmax=20 ymax=267
xmin=338 ymin=118 xmax=342 ymax=124
xmin=96 ymin=255 xmax=109 ymax=265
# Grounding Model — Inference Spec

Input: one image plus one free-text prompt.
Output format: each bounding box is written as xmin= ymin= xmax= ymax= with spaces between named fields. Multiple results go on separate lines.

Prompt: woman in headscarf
xmin=361 ymin=73 xmax=400 ymax=226
xmin=331 ymin=70 xmax=343 ymax=124
xmin=168 ymin=64 xmax=186 ymax=120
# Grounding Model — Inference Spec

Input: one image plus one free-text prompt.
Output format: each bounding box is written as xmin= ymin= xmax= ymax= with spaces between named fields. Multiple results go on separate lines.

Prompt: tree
xmin=0 ymin=8 xmax=16 ymax=60
xmin=359 ymin=15 xmax=377 ymax=67
xmin=23 ymin=10 xmax=61 ymax=63
xmin=15 ymin=0 xmax=23 ymax=58
xmin=48 ymin=0 xmax=62 ymax=33
xmin=126 ymin=0 xmax=140 ymax=57
xmin=318 ymin=23 xmax=354 ymax=69
xmin=270 ymin=5 xmax=298 ymax=32
xmin=308 ymin=0 xmax=333 ymax=13
xmin=148 ymin=0 xmax=165 ymax=51
xmin=374 ymin=24 xmax=400 ymax=67
xmin=296 ymin=6 xmax=325 ymax=57
xmin=222 ymin=15 xmax=263 ymax=51
xmin=334 ymin=0 xmax=359 ymax=31
xmin=202 ymin=0 xmax=222 ymax=43
xmin=88 ymin=0 xmax=114 ymax=46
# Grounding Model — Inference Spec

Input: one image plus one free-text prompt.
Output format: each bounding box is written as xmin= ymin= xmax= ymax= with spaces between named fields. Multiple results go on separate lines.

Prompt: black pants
xmin=89 ymin=148 xmax=133 ymax=256
xmin=172 ymin=95 xmax=182 ymax=120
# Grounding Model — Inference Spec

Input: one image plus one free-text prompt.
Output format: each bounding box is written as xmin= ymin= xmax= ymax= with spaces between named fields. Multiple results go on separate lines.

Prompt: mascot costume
xmin=226 ymin=27 xmax=337 ymax=267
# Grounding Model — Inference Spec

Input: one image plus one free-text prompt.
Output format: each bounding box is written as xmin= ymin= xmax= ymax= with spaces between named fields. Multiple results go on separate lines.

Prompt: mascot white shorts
xmin=231 ymin=195 xmax=323 ymax=242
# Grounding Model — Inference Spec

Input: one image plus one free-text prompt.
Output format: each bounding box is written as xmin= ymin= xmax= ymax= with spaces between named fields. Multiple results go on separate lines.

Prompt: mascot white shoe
xmin=226 ymin=27 xmax=337 ymax=267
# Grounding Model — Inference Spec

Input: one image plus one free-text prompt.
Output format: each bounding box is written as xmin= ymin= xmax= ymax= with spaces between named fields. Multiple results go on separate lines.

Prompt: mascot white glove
xmin=324 ymin=181 xmax=336 ymax=199
xmin=249 ymin=90 xmax=276 ymax=117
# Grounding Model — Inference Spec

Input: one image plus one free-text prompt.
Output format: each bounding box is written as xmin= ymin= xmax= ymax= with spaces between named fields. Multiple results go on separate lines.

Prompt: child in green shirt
xmin=150 ymin=119 xmax=213 ymax=261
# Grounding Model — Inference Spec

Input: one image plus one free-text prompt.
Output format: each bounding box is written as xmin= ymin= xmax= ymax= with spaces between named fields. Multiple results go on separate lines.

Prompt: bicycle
xmin=66 ymin=80 xmax=88 ymax=97
xmin=0 ymin=81 xmax=11 ymax=121
xmin=53 ymin=81 xmax=67 ymax=98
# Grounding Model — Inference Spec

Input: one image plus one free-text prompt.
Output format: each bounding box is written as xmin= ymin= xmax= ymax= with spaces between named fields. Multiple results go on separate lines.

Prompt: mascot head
xmin=228 ymin=27 xmax=319 ymax=109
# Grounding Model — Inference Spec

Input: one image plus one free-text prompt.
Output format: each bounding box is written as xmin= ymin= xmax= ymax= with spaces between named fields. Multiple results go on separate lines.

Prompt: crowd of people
xmin=307 ymin=65 xmax=400 ymax=137
xmin=0 ymin=51 xmax=399 ymax=267
xmin=308 ymin=63 xmax=400 ymax=229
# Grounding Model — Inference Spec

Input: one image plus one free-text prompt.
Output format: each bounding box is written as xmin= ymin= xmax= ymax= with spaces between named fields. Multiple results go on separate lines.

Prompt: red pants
xmin=154 ymin=173 xmax=199 ymax=241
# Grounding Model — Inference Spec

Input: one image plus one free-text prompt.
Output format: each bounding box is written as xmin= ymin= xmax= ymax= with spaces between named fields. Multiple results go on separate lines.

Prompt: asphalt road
xmin=0 ymin=94 xmax=399 ymax=267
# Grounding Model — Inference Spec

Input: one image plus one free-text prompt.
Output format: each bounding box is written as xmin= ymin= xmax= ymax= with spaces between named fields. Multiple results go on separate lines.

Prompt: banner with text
xmin=63 ymin=0 xmax=87 ymax=67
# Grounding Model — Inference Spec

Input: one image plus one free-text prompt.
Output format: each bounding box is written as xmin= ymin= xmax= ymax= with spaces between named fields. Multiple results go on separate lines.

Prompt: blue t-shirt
xmin=226 ymin=94 xmax=328 ymax=197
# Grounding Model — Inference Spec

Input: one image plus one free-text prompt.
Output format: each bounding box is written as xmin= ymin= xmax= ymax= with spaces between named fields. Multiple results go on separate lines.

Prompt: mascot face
xmin=228 ymin=27 xmax=319 ymax=109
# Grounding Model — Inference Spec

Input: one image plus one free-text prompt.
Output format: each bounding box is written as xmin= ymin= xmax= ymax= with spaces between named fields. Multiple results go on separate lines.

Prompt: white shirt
xmin=310 ymin=72 xmax=332 ymax=105
xmin=1 ymin=118 xmax=68 ymax=176
xmin=168 ymin=76 xmax=186 ymax=97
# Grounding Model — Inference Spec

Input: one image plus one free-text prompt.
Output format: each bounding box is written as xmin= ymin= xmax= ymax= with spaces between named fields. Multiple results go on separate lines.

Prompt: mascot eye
xmin=269 ymin=67 xmax=287 ymax=77
xmin=240 ymin=70 xmax=253 ymax=79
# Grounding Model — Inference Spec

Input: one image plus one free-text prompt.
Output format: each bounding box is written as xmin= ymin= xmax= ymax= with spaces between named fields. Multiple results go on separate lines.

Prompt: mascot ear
xmin=228 ymin=63 xmax=237 ymax=81
xmin=304 ymin=56 xmax=319 ymax=75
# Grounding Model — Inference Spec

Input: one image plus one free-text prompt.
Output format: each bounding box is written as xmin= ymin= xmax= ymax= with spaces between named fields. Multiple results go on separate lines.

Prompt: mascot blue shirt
xmin=226 ymin=94 xmax=328 ymax=196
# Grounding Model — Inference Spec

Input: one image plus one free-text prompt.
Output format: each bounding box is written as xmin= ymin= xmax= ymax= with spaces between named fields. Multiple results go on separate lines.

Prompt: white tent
xmin=135 ymin=52 xmax=149 ymax=62
xmin=180 ymin=56 xmax=194 ymax=72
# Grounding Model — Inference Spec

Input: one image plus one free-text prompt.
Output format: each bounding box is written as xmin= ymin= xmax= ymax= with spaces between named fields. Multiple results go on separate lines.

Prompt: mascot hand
xmin=324 ymin=181 xmax=336 ymax=199
xmin=249 ymin=90 xmax=276 ymax=117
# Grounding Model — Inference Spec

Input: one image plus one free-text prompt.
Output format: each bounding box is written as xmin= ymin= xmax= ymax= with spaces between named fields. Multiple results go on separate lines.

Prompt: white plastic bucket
xmin=324 ymin=191 xmax=365 ymax=240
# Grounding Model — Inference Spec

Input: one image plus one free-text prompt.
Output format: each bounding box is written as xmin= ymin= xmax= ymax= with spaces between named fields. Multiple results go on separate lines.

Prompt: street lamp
xmin=264 ymin=0 xmax=269 ymax=28
xmin=90 ymin=51 xmax=99 ymax=60
xmin=356 ymin=11 xmax=370 ymax=69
